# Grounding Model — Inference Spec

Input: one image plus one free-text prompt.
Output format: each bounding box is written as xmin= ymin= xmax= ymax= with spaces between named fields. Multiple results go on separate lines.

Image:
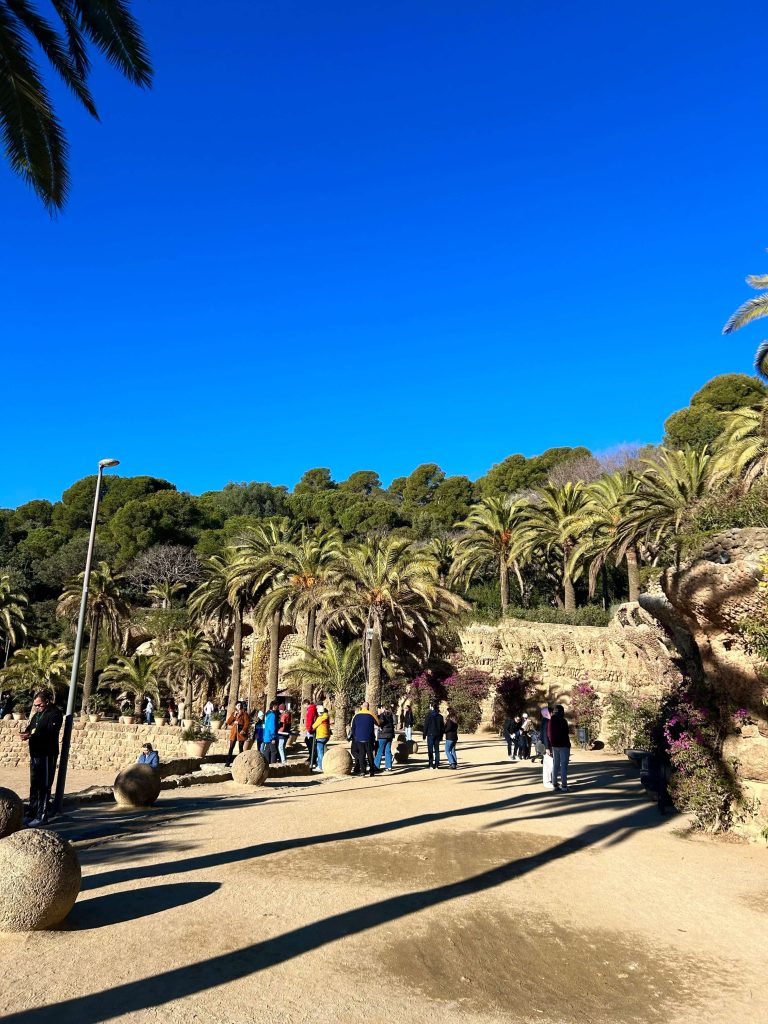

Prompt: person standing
xmin=511 ymin=715 xmax=525 ymax=761
xmin=540 ymin=706 xmax=554 ymax=788
xmin=254 ymin=709 xmax=265 ymax=749
xmin=349 ymin=701 xmax=379 ymax=776
xmin=423 ymin=702 xmax=445 ymax=770
xmin=262 ymin=700 xmax=279 ymax=763
xmin=444 ymin=707 xmax=459 ymax=769
xmin=305 ymin=699 xmax=318 ymax=766
xmin=277 ymin=703 xmax=292 ymax=764
xmin=20 ymin=690 xmax=63 ymax=826
xmin=374 ymin=704 xmax=395 ymax=772
xmin=519 ymin=713 xmax=534 ymax=760
xmin=502 ymin=713 xmax=515 ymax=760
xmin=311 ymin=703 xmax=331 ymax=771
xmin=203 ymin=699 xmax=214 ymax=727
xmin=402 ymin=702 xmax=414 ymax=742
xmin=144 ymin=695 xmax=154 ymax=725
xmin=548 ymin=704 xmax=571 ymax=791
xmin=225 ymin=701 xmax=250 ymax=767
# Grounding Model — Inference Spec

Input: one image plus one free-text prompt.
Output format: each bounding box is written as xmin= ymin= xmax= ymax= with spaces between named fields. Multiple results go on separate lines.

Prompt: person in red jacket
xmin=304 ymin=700 xmax=318 ymax=765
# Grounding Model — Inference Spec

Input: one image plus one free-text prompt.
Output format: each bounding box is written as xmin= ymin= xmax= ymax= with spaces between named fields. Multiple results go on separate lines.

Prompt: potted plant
xmin=211 ymin=707 xmax=226 ymax=732
xmin=182 ymin=721 xmax=215 ymax=758
xmin=85 ymin=694 xmax=107 ymax=723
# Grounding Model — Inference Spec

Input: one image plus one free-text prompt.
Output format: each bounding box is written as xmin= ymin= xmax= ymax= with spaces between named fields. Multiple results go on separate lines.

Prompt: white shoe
xmin=27 ymin=818 xmax=44 ymax=827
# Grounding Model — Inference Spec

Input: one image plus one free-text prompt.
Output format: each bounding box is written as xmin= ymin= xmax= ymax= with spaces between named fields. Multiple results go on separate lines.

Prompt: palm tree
xmin=254 ymin=528 xmax=343 ymax=703
xmin=568 ymin=472 xmax=643 ymax=602
xmin=227 ymin=520 xmax=296 ymax=706
xmin=155 ymin=629 xmax=217 ymax=717
xmin=723 ymin=266 xmax=768 ymax=381
xmin=427 ymin=534 xmax=456 ymax=586
xmin=147 ymin=580 xmax=185 ymax=610
xmin=620 ymin=448 xmax=713 ymax=566
xmin=0 ymin=1 xmax=152 ymax=210
xmin=189 ymin=548 xmax=249 ymax=708
xmin=517 ymin=482 xmax=589 ymax=612
xmin=329 ymin=535 xmax=467 ymax=706
xmin=451 ymin=497 xmax=527 ymax=614
xmin=0 ymin=575 xmax=27 ymax=665
xmin=99 ymin=654 xmax=159 ymax=717
xmin=712 ymin=402 xmax=768 ymax=489
xmin=56 ymin=561 xmax=129 ymax=712
xmin=284 ymin=634 xmax=363 ymax=735
xmin=1 ymin=642 xmax=70 ymax=702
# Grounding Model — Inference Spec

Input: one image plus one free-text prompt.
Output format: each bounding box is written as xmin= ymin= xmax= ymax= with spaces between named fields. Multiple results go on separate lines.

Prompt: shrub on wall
xmin=570 ymin=673 xmax=602 ymax=744
xmin=442 ymin=669 xmax=492 ymax=733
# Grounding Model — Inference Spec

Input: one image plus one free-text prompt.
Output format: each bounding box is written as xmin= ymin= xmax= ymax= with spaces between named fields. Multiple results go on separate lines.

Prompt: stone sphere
xmin=322 ymin=745 xmax=353 ymax=776
xmin=0 ymin=829 xmax=81 ymax=931
xmin=231 ymin=749 xmax=269 ymax=786
xmin=407 ymin=740 xmax=419 ymax=755
xmin=114 ymin=764 xmax=161 ymax=807
xmin=0 ymin=788 xmax=24 ymax=839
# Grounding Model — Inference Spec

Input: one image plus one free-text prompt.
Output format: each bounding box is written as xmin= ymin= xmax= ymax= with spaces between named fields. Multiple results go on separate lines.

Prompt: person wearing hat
xmin=520 ymin=712 xmax=535 ymax=760
xmin=311 ymin=703 xmax=331 ymax=771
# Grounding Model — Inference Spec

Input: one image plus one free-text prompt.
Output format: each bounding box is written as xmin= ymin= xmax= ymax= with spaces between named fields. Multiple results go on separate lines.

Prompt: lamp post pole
xmin=53 ymin=458 xmax=119 ymax=815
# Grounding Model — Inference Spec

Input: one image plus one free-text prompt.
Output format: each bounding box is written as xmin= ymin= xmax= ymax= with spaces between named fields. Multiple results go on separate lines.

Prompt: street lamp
xmin=53 ymin=458 xmax=120 ymax=814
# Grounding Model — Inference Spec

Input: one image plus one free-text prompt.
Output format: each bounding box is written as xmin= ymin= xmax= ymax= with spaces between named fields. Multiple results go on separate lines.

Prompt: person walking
xmin=305 ymin=699 xmax=318 ymax=766
xmin=502 ymin=713 xmax=515 ymax=760
xmin=203 ymin=699 xmax=214 ymax=727
xmin=19 ymin=690 xmax=62 ymax=826
xmin=374 ymin=704 xmax=395 ymax=772
xmin=402 ymin=702 xmax=414 ymax=742
xmin=423 ymin=702 xmax=445 ymax=770
xmin=539 ymin=707 xmax=554 ymax=787
xmin=136 ymin=742 xmax=160 ymax=768
xmin=262 ymin=700 xmax=279 ymax=763
xmin=548 ymin=704 xmax=571 ymax=791
xmin=277 ymin=703 xmax=292 ymax=764
xmin=349 ymin=701 xmax=379 ymax=776
xmin=311 ymin=703 xmax=331 ymax=771
xmin=225 ymin=701 xmax=250 ymax=767
xmin=519 ymin=713 xmax=534 ymax=760
xmin=444 ymin=707 xmax=459 ymax=769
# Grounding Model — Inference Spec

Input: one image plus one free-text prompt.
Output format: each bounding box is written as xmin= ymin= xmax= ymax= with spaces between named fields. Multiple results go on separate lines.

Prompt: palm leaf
xmin=723 ymin=294 xmax=768 ymax=335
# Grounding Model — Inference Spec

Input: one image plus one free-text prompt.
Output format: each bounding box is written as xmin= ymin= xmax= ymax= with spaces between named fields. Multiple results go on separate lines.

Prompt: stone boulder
xmin=0 ymin=829 xmax=81 ymax=931
xmin=231 ymin=749 xmax=269 ymax=786
xmin=322 ymin=745 xmax=352 ymax=776
xmin=113 ymin=764 xmax=161 ymax=807
xmin=0 ymin=788 xmax=23 ymax=839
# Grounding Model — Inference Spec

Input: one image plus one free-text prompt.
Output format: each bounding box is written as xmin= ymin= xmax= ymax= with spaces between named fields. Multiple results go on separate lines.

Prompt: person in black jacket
xmin=401 ymin=702 xmax=414 ymax=742
xmin=374 ymin=705 xmax=396 ymax=772
xmin=547 ymin=704 xmax=571 ymax=791
xmin=20 ymin=690 xmax=63 ymax=825
xmin=444 ymin=707 xmax=459 ymax=769
xmin=422 ymin=702 xmax=445 ymax=770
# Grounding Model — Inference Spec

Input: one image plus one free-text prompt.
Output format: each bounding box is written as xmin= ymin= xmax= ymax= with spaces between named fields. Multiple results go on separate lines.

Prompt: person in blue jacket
xmin=137 ymin=743 xmax=159 ymax=769
xmin=261 ymin=700 xmax=279 ymax=764
xmin=349 ymin=701 xmax=379 ymax=776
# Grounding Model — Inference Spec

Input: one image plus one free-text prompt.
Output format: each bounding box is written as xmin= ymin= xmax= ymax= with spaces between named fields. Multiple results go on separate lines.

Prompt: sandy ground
xmin=0 ymin=738 xmax=765 ymax=1024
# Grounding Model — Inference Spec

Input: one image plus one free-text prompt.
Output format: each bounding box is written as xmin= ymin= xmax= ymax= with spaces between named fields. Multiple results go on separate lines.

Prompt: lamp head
xmin=98 ymin=458 xmax=120 ymax=469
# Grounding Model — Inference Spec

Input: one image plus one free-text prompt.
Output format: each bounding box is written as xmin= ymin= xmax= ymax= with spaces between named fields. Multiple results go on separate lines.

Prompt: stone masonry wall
xmin=0 ymin=719 xmax=231 ymax=773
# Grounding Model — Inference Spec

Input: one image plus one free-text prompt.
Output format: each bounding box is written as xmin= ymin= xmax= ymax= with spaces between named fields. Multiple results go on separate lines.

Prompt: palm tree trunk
xmin=600 ymin=564 xmax=610 ymax=611
xmin=333 ymin=690 xmax=349 ymax=737
xmin=80 ymin=617 xmax=100 ymax=712
xmin=301 ymin=607 xmax=317 ymax=704
xmin=366 ymin=627 xmax=382 ymax=707
xmin=499 ymin=559 xmax=509 ymax=616
xmin=563 ymin=552 xmax=576 ymax=613
xmin=227 ymin=608 xmax=243 ymax=706
xmin=267 ymin=607 xmax=282 ymax=705
xmin=184 ymin=669 xmax=193 ymax=719
xmin=626 ymin=546 xmax=640 ymax=602
xmin=512 ymin=559 xmax=526 ymax=606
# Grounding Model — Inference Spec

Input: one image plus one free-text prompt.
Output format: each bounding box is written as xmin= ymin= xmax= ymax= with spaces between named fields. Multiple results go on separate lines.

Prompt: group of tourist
xmin=504 ymin=705 xmax=572 ymax=791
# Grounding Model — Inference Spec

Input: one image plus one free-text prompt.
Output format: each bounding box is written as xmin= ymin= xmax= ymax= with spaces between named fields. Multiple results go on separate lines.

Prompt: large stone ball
xmin=0 ymin=829 xmax=81 ymax=931
xmin=322 ymin=745 xmax=353 ymax=776
xmin=231 ymin=749 xmax=269 ymax=786
xmin=0 ymin=788 xmax=24 ymax=839
xmin=114 ymin=764 xmax=161 ymax=807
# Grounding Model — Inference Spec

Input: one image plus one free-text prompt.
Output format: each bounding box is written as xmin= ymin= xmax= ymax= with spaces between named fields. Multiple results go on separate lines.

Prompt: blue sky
xmin=1 ymin=0 xmax=766 ymax=507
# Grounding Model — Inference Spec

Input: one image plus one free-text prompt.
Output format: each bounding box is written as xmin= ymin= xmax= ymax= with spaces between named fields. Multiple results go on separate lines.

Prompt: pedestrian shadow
xmin=65 ymin=882 xmax=220 ymax=930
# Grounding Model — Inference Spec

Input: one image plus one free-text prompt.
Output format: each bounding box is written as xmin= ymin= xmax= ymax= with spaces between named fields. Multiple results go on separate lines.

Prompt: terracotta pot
xmin=88 ymin=714 xmax=100 ymax=724
xmin=184 ymin=740 xmax=212 ymax=758
xmin=12 ymin=713 xmax=23 ymax=722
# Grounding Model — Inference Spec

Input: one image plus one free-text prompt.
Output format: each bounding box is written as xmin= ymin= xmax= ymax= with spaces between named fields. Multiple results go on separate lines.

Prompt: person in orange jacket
xmin=225 ymin=701 xmax=250 ymax=767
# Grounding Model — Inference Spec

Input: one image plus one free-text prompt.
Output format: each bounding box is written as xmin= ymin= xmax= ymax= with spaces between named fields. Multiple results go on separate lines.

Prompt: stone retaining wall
xmin=0 ymin=719 xmax=231 ymax=772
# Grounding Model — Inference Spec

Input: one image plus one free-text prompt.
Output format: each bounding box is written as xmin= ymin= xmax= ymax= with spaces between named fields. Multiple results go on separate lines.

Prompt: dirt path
xmin=0 ymin=739 xmax=765 ymax=1024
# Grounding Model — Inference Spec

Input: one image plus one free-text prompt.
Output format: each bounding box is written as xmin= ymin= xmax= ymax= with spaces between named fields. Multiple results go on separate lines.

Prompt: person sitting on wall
xmin=137 ymin=742 xmax=160 ymax=769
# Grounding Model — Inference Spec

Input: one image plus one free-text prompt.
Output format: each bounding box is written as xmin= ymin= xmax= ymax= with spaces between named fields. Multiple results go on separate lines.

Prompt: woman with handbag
xmin=225 ymin=701 xmax=250 ymax=767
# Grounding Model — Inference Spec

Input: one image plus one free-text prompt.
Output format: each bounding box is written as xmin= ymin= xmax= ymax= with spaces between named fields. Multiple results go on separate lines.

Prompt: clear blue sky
xmin=1 ymin=0 xmax=765 ymax=508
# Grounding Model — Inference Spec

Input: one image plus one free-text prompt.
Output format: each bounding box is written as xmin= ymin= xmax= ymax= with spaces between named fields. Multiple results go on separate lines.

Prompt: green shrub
xmin=604 ymin=691 xmax=658 ymax=752
xmin=504 ymin=605 xmax=611 ymax=627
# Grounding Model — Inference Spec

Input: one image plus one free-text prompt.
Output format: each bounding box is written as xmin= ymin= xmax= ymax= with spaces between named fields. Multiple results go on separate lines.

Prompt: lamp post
xmin=53 ymin=458 xmax=120 ymax=815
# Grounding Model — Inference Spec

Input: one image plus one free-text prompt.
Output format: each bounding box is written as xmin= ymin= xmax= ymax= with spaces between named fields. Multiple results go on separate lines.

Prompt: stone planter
xmin=184 ymin=740 xmax=212 ymax=758
xmin=87 ymin=715 xmax=100 ymax=724
xmin=11 ymin=714 xmax=23 ymax=722
xmin=182 ymin=719 xmax=193 ymax=730
xmin=169 ymin=717 xmax=178 ymax=727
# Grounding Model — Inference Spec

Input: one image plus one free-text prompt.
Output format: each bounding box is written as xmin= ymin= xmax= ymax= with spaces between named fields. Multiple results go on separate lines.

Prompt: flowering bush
xmin=495 ymin=672 xmax=529 ymax=718
xmin=443 ymin=669 xmax=492 ymax=733
xmin=570 ymin=673 xmax=602 ymax=745
xmin=661 ymin=687 xmax=739 ymax=832
xmin=604 ymin=691 xmax=658 ymax=752
xmin=733 ymin=708 xmax=751 ymax=727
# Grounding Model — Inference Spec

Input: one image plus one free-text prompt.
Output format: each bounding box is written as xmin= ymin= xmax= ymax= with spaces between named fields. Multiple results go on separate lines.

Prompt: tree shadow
xmin=3 ymin=800 xmax=665 ymax=1024
xmin=65 ymin=882 xmax=220 ymax=930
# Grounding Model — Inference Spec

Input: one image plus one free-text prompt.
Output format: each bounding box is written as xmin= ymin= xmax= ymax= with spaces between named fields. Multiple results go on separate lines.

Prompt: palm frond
xmin=723 ymin=294 xmax=768 ymax=335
